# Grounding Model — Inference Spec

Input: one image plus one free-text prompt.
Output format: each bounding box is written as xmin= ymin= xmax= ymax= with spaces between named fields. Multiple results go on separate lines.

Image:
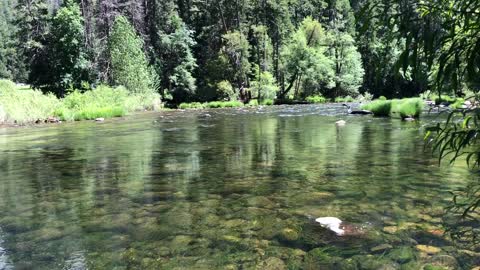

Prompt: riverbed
xmin=0 ymin=104 xmax=477 ymax=269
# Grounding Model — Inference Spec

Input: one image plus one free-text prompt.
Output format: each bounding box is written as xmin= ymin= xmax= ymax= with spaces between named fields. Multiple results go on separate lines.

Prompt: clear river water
xmin=0 ymin=104 xmax=478 ymax=269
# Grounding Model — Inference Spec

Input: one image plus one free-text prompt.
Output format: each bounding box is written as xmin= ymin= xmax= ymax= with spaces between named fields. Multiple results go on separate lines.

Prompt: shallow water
xmin=0 ymin=104 xmax=478 ymax=269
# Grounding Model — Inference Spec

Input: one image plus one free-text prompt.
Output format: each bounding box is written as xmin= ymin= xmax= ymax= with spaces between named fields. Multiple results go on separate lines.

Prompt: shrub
xmin=250 ymin=71 xmax=278 ymax=101
xmin=178 ymin=102 xmax=204 ymax=109
xmin=392 ymin=98 xmax=424 ymax=118
xmin=223 ymin=100 xmax=244 ymax=107
xmin=55 ymin=85 xmax=161 ymax=121
xmin=357 ymin=92 xmax=373 ymax=102
xmin=450 ymin=98 xmax=465 ymax=109
xmin=247 ymin=99 xmax=259 ymax=106
xmin=379 ymin=96 xmax=387 ymax=100
xmin=216 ymin=80 xmax=237 ymax=101
xmin=433 ymin=95 xmax=456 ymax=104
xmin=335 ymin=96 xmax=355 ymax=103
xmin=0 ymin=80 xmax=60 ymax=124
xmin=205 ymin=101 xmax=243 ymax=108
xmin=361 ymin=100 xmax=392 ymax=117
xmin=305 ymin=95 xmax=327 ymax=104
xmin=260 ymin=99 xmax=274 ymax=106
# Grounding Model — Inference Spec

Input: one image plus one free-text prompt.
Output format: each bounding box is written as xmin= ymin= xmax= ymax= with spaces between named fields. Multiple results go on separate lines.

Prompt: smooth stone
xmin=170 ymin=235 xmax=193 ymax=253
xmin=257 ymin=257 xmax=286 ymax=270
xmin=335 ymin=120 xmax=346 ymax=126
xmin=279 ymin=228 xmax=299 ymax=241
xmin=416 ymin=245 xmax=441 ymax=254
xmin=371 ymin=244 xmax=393 ymax=253
xmin=224 ymin=219 xmax=246 ymax=229
xmin=427 ymin=255 xmax=459 ymax=269
xmin=246 ymin=196 xmax=275 ymax=209
xmin=422 ymin=264 xmax=448 ymax=270
xmin=383 ymin=226 xmax=398 ymax=234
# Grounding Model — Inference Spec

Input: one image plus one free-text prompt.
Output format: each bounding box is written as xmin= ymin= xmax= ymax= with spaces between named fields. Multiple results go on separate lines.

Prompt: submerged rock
xmin=257 ymin=257 xmax=286 ymax=270
xmin=416 ymin=245 xmax=441 ymax=254
xmin=371 ymin=244 xmax=393 ymax=253
xmin=279 ymin=228 xmax=299 ymax=242
xmin=387 ymin=246 xmax=415 ymax=264
xmin=383 ymin=226 xmax=398 ymax=234
xmin=427 ymin=255 xmax=459 ymax=269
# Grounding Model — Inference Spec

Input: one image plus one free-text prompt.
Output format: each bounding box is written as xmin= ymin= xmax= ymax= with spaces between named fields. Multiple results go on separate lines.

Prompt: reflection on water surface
xmin=0 ymin=105 xmax=477 ymax=269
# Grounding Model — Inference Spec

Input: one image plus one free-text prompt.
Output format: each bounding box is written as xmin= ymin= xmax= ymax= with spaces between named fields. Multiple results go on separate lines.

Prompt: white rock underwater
xmin=315 ymin=217 xmax=345 ymax=236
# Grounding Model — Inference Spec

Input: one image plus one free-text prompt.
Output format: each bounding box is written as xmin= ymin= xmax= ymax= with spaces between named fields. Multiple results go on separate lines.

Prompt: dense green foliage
xmin=0 ymin=79 xmax=161 ymax=124
xmin=362 ymin=98 xmax=423 ymax=118
xmin=0 ymin=79 xmax=59 ymax=124
xmin=3 ymin=0 xmax=477 ymax=105
xmin=109 ymin=16 xmax=155 ymax=95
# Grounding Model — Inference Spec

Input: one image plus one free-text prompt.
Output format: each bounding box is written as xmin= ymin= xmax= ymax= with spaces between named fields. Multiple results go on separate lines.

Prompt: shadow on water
xmin=0 ymin=105 xmax=477 ymax=269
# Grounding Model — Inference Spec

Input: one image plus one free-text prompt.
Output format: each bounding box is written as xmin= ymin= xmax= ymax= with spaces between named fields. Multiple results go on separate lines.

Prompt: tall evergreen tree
xmin=108 ymin=15 xmax=155 ymax=94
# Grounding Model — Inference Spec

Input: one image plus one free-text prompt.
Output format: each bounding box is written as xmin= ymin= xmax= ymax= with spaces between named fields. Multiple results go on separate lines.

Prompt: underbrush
xmin=55 ymin=85 xmax=161 ymax=121
xmin=391 ymin=98 xmax=424 ymax=118
xmin=0 ymin=79 xmax=60 ymax=124
xmin=179 ymin=100 xmax=246 ymax=109
xmin=361 ymin=99 xmax=392 ymax=117
xmin=362 ymin=98 xmax=424 ymax=119
xmin=305 ymin=95 xmax=327 ymax=104
xmin=0 ymin=79 xmax=162 ymax=124
xmin=334 ymin=96 xmax=355 ymax=103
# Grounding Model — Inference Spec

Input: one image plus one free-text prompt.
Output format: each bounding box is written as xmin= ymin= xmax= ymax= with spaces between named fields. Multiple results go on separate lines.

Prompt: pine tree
xmin=108 ymin=15 xmax=155 ymax=94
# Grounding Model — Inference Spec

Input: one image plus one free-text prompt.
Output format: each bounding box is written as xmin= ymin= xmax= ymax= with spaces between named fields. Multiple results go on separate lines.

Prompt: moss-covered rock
xmin=257 ymin=257 xmax=286 ymax=270
xmin=415 ymin=245 xmax=441 ymax=254
xmin=279 ymin=228 xmax=299 ymax=242
xmin=387 ymin=246 xmax=415 ymax=264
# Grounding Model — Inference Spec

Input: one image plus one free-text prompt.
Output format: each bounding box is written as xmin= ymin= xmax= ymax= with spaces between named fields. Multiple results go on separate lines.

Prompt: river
xmin=0 ymin=104 xmax=477 ymax=269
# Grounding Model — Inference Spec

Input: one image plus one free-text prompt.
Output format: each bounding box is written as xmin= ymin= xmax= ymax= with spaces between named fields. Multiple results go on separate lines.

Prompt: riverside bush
xmin=305 ymin=95 xmax=327 ymax=103
xmin=361 ymin=99 xmax=392 ymax=117
xmin=362 ymin=98 xmax=424 ymax=118
xmin=392 ymin=98 xmax=424 ymax=118
xmin=335 ymin=96 xmax=355 ymax=103
xmin=0 ymin=80 xmax=60 ymax=124
xmin=55 ymin=85 xmax=161 ymax=121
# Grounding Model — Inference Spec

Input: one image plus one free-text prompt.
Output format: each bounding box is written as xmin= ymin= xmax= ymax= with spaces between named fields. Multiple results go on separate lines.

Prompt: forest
xmin=1 ymin=0 xmax=477 ymax=106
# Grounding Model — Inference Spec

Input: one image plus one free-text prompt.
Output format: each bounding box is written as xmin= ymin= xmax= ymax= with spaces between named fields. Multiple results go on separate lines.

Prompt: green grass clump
xmin=260 ymin=99 xmax=274 ymax=106
xmin=305 ymin=95 xmax=327 ymax=104
xmin=433 ymin=95 xmax=456 ymax=104
xmin=178 ymin=102 xmax=204 ymax=109
xmin=247 ymin=99 xmax=259 ymax=106
xmin=0 ymin=79 xmax=60 ymax=124
xmin=335 ymin=96 xmax=355 ymax=103
xmin=223 ymin=100 xmax=244 ymax=107
xmin=450 ymin=98 xmax=465 ymax=109
xmin=392 ymin=98 xmax=424 ymax=118
xmin=361 ymin=99 xmax=392 ymax=117
xmin=55 ymin=85 xmax=161 ymax=121
xmin=205 ymin=101 xmax=244 ymax=108
xmin=379 ymin=96 xmax=387 ymax=100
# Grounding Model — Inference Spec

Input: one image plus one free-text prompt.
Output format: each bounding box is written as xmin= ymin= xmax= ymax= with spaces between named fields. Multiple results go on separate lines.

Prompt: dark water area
xmin=0 ymin=104 xmax=478 ymax=269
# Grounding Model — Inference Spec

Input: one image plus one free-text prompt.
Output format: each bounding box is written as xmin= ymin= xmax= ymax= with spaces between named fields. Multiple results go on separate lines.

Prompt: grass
xmin=334 ymin=96 xmax=355 ymax=103
xmin=55 ymin=85 xmax=161 ymax=121
xmin=260 ymin=99 xmax=274 ymax=105
xmin=362 ymin=98 xmax=424 ymax=119
xmin=179 ymin=100 xmax=245 ymax=109
xmin=0 ymin=79 xmax=60 ymax=124
xmin=361 ymin=99 xmax=392 ymax=117
xmin=0 ymin=79 xmax=162 ymax=124
xmin=305 ymin=95 xmax=327 ymax=104
xmin=178 ymin=102 xmax=205 ymax=109
xmin=391 ymin=98 xmax=424 ymax=118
